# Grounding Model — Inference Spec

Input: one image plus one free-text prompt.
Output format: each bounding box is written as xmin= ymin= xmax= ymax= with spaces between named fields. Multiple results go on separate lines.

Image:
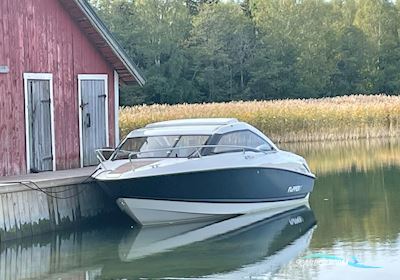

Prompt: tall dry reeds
xmin=119 ymin=95 xmax=400 ymax=143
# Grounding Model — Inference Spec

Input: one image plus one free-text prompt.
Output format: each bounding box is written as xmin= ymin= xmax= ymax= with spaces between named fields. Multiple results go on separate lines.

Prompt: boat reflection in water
xmin=0 ymin=204 xmax=316 ymax=280
xmin=114 ymin=203 xmax=317 ymax=279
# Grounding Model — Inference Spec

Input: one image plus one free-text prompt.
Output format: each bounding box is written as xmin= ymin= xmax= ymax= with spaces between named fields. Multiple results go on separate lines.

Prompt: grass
xmin=119 ymin=94 xmax=400 ymax=143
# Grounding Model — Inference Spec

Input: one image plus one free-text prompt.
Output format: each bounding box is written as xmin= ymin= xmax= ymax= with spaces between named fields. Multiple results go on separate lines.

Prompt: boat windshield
xmin=112 ymin=135 xmax=210 ymax=159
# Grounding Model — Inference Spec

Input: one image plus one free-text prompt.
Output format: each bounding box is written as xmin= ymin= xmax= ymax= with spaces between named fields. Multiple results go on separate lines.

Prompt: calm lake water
xmin=1 ymin=139 xmax=400 ymax=280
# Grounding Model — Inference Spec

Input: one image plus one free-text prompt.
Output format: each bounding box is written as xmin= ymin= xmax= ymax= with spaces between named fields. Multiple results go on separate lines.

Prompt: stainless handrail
xmin=127 ymin=144 xmax=274 ymax=170
xmin=96 ymin=148 xmax=136 ymax=163
xmin=96 ymin=144 xmax=275 ymax=172
xmin=95 ymin=148 xmax=116 ymax=169
xmin=95 ymin=148 xmax=115 ymax=163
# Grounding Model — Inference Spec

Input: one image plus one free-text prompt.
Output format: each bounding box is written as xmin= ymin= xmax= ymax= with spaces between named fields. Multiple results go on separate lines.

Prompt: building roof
xmin=59 ymin=0 xmax=145 ymax=86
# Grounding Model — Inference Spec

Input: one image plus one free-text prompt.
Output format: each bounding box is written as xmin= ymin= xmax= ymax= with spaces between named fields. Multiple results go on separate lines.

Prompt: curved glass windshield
xmin=112 ymin=135 xmax=210 ymax=159
xmin=212 ymin=130 xmax=272 ymax=154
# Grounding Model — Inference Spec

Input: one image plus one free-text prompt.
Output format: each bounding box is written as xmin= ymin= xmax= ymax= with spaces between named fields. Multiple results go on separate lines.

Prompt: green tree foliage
xmin=90 ymin=0 xmax=400 ymax=105
xmin=329 ymin=26 xmax=370 ymax=95
xmin=188 ymin=3 xmax=256 ymax=101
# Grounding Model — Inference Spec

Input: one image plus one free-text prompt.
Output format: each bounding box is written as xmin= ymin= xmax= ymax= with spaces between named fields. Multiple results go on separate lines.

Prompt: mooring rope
xmin=0 ymin=168 xmax=106 ymax=200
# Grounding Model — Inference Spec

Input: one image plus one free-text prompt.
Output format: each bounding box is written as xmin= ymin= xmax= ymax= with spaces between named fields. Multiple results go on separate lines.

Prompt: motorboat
xmin=92 ymin=118 xmax=315 ymax=226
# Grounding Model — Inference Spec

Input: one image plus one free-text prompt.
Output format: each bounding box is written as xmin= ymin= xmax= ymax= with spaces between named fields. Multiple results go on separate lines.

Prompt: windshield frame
xmin=111 ymin=134 xmax=211 ymax=160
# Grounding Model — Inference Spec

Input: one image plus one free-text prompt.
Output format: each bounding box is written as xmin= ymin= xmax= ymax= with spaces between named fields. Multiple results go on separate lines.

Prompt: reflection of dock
xmin=31 ymin=268 xmax=102 ymax=280
xmin=0 ymin=167 xmax=116 ymax=241
xmin=0 ymin=225 xmax=125 ymax=280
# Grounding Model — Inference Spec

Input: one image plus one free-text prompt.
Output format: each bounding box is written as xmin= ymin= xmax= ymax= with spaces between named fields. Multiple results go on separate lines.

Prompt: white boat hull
xmin=117 ymin=194 xmax=310 ymax=226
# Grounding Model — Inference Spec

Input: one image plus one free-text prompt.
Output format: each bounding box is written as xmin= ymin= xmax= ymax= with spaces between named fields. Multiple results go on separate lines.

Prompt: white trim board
xmin=78 ymin=74 xmax=109 ymax=167
xmin=114 ymin=70 xmax=120 ymax=146
xmin=23 ymin=73 xmax=56 ymax=173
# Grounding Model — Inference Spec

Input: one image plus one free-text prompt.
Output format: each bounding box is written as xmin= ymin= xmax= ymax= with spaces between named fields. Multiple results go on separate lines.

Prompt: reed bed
xmin=119 ymin=95 xmax=400 ymax=143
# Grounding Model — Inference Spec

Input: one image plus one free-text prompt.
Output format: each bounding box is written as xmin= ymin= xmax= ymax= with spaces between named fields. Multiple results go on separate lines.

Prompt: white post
xmin=114 ymin=70 xmax=120 ymax=146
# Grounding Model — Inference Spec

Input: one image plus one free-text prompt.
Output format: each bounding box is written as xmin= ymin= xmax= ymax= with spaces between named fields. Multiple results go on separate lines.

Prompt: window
xmin=213 ymin=130 xmax=272 ymax=153
xmin=112 ymin=135 xmax=210 ymax=159
xmin=169 ymin=135 xmax=209 ymax=157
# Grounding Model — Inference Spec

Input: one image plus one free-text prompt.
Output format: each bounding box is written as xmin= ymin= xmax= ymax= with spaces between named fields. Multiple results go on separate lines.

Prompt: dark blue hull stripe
xmin=116 ymin=195 xmax=308 ymax=203
xmin=98 ymin=167 xmax=315 ymax=203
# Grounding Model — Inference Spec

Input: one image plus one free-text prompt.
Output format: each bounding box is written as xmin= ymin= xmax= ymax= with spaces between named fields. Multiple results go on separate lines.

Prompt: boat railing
xmin=95 ymin=148 xmax=116 ymax=169
xmin=126 ymin=144 xmax=273 ymax=166
xmin=96 ymin=144 xmax=274 ymax=169
xmin=95 ymin=148 xmax=115 ymax=162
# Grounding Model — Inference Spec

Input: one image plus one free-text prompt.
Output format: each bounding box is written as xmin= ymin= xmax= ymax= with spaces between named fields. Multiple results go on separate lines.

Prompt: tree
xmin=185 ymin=0 xmax=219 ymax=15
xmin=188 ymin=3 xmax=256 ymax=101
xmin=355 ymin=0 xmax=400 ymax=93
xmin=329 ymin=26 xmax=369 ymax=95
xmin=249 ymin=0 xmax=335 ymax=98
xmin=92 ymin=0 xmax=196 ymax=104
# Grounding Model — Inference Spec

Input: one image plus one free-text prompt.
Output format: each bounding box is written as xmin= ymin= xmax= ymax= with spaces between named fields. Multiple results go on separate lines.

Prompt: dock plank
xmin=39 ymin=191 xmax=51 ymax=232
xmin=21 ymin=191 xmax=33 ymax=237
xmin=30 ymin=190 xmax=40 ymax=235
xmin=0 ymin=242 xmax=5 ymax=280
xmin=4 ymin=194 xmax=15 ymax=239
xmin=11 ymin=192 xmax=22 ymax=239
xmin=0 ymin=194 xmax=5 ymax=240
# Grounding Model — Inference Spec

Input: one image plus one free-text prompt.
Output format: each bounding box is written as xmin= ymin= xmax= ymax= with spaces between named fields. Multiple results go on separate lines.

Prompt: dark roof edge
xmin=74 ymin=0 xmax=146 ymax=86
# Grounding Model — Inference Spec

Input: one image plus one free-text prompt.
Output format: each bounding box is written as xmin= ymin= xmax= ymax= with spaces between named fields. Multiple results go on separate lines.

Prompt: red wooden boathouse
xmin=0 ymin=0 xmax=145 ymax=176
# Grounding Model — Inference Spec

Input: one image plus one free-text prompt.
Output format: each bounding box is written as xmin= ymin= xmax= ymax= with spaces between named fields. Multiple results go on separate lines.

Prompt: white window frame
xmin=23 ymin=73 xmax=56 ymax=172
xmin=78 ymin=74 xmax=109 ymax=167
xmin=114 ymin=70 xmax=120 ymax=146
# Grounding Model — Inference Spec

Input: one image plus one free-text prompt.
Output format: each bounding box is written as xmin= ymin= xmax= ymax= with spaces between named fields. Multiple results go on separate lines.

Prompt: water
xmin=1 ymin=138 xmax=400 ymax=280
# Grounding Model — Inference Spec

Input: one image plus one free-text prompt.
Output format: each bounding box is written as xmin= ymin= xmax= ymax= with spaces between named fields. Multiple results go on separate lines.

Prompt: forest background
xmin=91 ymin=0 xmax=400 ymax=105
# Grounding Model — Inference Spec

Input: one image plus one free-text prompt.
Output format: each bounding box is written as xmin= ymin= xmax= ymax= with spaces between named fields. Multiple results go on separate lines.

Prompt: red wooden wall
xmin=0 ymin=0 xmax=116 ymax=176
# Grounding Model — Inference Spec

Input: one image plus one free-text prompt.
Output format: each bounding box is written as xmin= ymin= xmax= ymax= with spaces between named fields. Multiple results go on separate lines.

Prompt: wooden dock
xmin=0 ymin=168 xmax=116 ymax=241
